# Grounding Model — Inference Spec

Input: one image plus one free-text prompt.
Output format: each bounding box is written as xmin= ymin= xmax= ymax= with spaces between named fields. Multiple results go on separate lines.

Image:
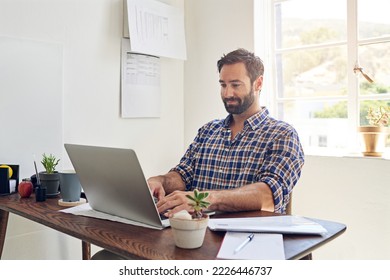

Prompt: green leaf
xmin=186 ymin=194 xmax=196 ymax=202
xmin=186 ymin=189 xmax=211 ymax=216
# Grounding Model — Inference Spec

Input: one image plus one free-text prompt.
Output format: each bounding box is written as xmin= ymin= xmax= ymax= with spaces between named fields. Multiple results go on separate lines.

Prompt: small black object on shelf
xmin=0 ymin=164 xmax=19 ymax=196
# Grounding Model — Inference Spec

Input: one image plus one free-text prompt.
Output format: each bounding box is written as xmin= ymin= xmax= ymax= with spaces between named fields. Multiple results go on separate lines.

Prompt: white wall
xmin=1 ymin=0 xmax=184 ymax=259
xmin=294 ymin=155 xmax=390 ymax=259
xmin=184 ymin=0 xmax=254 ymax=145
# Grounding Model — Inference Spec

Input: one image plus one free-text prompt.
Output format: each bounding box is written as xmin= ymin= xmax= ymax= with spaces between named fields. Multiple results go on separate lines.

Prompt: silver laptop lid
xmin=64 ymin=144 xmax=166 ymax=229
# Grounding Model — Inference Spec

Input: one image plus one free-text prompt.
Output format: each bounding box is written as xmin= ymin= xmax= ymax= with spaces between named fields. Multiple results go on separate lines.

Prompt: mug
xmin=59 ymin=170 xmax=82 ymax=202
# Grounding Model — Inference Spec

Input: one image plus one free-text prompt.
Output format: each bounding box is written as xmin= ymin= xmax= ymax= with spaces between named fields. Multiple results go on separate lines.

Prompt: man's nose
xmin=222 ymin=85 xmax=234 ymax=97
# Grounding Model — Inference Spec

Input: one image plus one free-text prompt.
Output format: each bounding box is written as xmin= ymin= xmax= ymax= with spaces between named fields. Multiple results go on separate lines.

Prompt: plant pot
xmin=169 ymin=215 xmax=209 ymax=249
xmin=39 ymin=171 xmax=60 ymax=196
xmin=358 ymin=126 xmax=388 ymax=157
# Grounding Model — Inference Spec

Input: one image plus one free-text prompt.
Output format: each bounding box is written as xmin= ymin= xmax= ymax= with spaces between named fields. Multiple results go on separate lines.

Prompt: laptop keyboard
xmin=159 ymin=213 xmax=169 ymax=221
xmin=154 ymin=197 xmax=169 ymax=221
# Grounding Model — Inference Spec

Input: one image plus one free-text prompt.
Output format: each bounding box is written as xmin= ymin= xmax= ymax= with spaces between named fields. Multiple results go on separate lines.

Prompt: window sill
xmin=303 ymin=148 xmax=390 ymax=161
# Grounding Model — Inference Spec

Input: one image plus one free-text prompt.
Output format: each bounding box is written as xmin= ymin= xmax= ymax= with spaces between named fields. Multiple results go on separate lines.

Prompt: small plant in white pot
xmin=169 ymin=189 xmax=211 ymax=249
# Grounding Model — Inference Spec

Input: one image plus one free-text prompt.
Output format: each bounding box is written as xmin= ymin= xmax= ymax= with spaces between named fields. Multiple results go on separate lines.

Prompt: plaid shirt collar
xmin=223 ymin=107 xmax=269 ymax=131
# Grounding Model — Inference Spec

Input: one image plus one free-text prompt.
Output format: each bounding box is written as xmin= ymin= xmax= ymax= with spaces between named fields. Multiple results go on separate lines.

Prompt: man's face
xmin=219 ymin=62 xmax=259 ymax=115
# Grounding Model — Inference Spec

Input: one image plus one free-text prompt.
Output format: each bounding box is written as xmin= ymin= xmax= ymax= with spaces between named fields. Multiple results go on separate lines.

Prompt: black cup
xmin=30 ymin=174 xmax=38 ymax=189
xmin=35 ymin=185 xmax=46 ymax=202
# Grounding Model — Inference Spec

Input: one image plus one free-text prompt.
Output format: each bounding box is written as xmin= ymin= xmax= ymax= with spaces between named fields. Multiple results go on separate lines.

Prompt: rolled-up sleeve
xmin=170 ymin=125 xmax=206 ymax=189
xmin=258 ymin=128 xmax=304 ymax=213
xmin=171 ymin=145 xmax=196 ymax=189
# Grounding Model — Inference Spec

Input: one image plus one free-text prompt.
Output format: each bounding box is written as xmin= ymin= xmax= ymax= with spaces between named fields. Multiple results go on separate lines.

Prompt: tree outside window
xmin=260 ymin=0 xmax=390 ymax=154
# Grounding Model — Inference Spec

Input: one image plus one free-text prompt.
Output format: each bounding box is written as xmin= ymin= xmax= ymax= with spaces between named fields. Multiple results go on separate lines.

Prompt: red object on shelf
xmin=18 ymin=179 xmax=33 ymax=198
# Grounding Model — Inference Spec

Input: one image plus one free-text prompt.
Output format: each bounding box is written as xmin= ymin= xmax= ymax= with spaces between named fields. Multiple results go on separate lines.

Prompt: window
xmin=256 ymin=0 xmax=390 ymax=155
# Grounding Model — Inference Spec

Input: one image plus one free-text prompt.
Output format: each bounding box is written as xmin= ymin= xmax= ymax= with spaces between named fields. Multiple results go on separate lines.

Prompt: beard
xmin=223 ymin=88 xmax=256 ymax=115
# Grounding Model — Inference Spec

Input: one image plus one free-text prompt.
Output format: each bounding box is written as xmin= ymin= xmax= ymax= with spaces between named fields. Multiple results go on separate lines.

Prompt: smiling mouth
xmin=224 ymin=98 xmax=240 ymax=105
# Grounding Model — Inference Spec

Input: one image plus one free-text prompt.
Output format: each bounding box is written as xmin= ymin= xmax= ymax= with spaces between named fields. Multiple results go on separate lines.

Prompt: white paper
xmin=217 ymin=232 xmax=285 ymax=260
xmin=9 ymin=179 xmax=16 ymax=193
xmin=126 ymin=0 xmax=187 ymax=60
xmin=208 ymin=215 xmax=328 ymax=235
xmin=60 ymin=203 xmax=163 ymax=230
xmin=121 ymin=38 xmax=161 ymax=118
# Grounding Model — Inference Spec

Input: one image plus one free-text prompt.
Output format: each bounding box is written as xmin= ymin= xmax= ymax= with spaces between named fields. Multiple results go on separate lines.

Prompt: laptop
xmin=64 ymin=143 xmax=169 ymax=230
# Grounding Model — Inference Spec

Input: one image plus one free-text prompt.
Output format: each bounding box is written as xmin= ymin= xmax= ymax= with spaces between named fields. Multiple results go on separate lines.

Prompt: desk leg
xmin=82 ymin=241 xmax=91 ymax=260
xmin=0 ymin=209 xmax=9 ymax=259
xmin=300 ymin=253 xmax=313 ymax=260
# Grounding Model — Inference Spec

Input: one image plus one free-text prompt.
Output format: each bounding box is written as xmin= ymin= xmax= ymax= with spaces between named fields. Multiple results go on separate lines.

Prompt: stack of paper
xmin=208 ymin=215 xmax=327 ymax=235
xmin=60 ymin=203 xmax=162 ymax=229
xmin=217 ymin=232 xmax=285 ymax=260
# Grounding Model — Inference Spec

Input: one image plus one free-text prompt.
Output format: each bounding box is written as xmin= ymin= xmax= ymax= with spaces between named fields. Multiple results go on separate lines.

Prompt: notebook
xmin=216 ymin=232 xmax=285 ymax=260
xmin=64 ymin=143 xmax=169 ymax=230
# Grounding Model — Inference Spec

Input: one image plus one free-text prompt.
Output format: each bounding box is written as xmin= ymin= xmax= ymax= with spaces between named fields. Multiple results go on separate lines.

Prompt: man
xmin=148 ymin=48 xmax=304 ymax=216
xmin=91 ymin=48 xmax=304 ymax=259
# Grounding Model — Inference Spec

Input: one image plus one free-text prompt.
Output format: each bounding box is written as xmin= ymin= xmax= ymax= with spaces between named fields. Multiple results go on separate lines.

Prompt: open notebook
xmin=216 ymin=232 xmax=285 ymax=260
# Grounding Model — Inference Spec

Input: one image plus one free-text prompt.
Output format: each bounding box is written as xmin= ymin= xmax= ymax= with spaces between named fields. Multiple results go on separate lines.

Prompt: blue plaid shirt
xmin=172 ymin=108 xmax=304 ymax=213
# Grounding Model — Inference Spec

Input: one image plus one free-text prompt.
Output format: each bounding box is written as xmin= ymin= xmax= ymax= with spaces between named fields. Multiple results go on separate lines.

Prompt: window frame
xmin=255 ymin=0 xmax=390 ymax=155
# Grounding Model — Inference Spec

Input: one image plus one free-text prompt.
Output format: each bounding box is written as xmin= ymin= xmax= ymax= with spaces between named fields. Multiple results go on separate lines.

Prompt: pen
xmin=33 ymin=155 xmax=41 ymax=185
xmin=234 ymin=233 xmax=254 ymax=254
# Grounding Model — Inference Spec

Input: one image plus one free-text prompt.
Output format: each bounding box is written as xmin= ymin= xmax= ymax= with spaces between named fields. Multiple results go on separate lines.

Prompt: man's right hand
xmin=147 ymin=177 xmax=166 ymax=202
xmin=147 ymin=171 xmax=186 ymax=210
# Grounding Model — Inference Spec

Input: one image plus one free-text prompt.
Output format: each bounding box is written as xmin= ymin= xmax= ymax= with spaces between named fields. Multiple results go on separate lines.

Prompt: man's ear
xmin=254 ymin=75 xmax=263 ymax=92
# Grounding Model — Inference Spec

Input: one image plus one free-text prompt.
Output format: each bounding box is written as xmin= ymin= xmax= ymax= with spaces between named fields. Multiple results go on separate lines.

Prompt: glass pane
xmin=359 ymin=0 xmax=390 ymax=39
xmin=275 ymin=0 xmax=346 ymax=49
xmin=276 ymin=46 xmax=347 ymax=98
xmin=359 ymin=42 xmax=390 ymax=95
xmin=278 ymin=100 xmax=348 ymax=150
xmin=359 ymin=100 xmax=390 ymax=126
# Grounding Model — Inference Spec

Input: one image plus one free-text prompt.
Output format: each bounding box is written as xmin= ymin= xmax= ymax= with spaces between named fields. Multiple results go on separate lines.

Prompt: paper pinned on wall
xmin=121 ymin=38 xmax=161 ymax=118
xmin=125 ymin=0 xmax=187 ymax=60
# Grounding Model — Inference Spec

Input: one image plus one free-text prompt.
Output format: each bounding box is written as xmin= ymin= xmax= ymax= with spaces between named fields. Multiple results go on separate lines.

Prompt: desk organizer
xmin=0 ymin=164 xmax=19 ymax=195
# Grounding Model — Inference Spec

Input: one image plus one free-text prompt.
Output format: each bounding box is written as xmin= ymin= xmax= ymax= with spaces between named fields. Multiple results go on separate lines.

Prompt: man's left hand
xmin=156 ymin=190 xmax=193 ymax=217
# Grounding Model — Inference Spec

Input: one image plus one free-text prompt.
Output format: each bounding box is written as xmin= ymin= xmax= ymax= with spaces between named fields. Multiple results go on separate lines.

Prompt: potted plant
xmin=169 ymin=189 xmax=211 ymax=249
xmin=358 ymin=106 xmax=389 ymax=157
xmin=39 ymin=153 xmax=61 ymax=196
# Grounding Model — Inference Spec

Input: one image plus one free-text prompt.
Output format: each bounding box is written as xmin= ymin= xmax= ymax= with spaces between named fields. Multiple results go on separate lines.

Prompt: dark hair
xmin=217 ymin=48 xmax=264 ymax=83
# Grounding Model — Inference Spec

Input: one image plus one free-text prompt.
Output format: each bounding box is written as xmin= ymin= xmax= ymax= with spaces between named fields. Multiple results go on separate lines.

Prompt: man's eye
xmin=232 ymin=83 xmax=241 ymax=88
xmin=220 ymin=84 xmax=227 ymax=88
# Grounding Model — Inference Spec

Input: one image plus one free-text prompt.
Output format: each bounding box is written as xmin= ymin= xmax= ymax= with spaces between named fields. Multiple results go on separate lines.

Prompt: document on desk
xmin=217 ymin=232 xmax=285 ymax=260
xmin=208 ymin=215 xmax=327 ymax=235
xmin=60 ymin=203 xmax=162 ymax=230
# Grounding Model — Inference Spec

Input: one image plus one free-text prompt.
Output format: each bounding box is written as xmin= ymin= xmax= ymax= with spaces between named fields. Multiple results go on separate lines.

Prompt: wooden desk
xmin=0 ymin=194 xmax=346 ymax=260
